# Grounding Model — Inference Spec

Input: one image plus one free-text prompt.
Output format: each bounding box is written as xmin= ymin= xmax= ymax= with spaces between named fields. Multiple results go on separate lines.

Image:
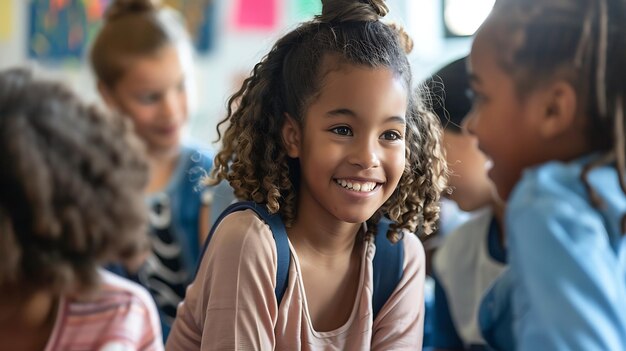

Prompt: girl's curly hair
xmin=0 ymin=68 xmax=149 ymax=294
xmin=211 ymin=0 xmax=447 ymax=241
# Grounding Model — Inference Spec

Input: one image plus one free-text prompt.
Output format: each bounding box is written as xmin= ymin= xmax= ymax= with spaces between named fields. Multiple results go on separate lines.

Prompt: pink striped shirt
xmin=45 ymin=270 xmax=164 ymax=351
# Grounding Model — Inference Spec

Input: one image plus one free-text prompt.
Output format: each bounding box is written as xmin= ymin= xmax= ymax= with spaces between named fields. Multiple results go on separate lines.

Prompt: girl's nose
xmin=160 ymin=91 xmax=184 ymax=121
xmin=349 ymin=138 xmax=381 ymax=169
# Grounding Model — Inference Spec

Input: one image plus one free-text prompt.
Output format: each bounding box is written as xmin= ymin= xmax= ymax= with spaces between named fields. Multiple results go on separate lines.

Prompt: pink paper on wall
xmin=234 ymin=0 xmax=278 ymax=31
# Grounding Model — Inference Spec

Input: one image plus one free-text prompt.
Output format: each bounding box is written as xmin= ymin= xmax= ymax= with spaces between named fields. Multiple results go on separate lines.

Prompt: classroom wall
xmin=0 ymin=0 xmax=474 ymax=147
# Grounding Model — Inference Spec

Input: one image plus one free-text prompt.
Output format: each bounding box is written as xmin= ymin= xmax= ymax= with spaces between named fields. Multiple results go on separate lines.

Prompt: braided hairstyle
xmin=480 ymin=0 xmax=626 ymax=231
xmin=211 ymin=0 xmax=448 ymax=241
xmin=0 ymin=68 xmax=149 ymax=294
xmin=90 ymin=0 xmax=191 ymax=89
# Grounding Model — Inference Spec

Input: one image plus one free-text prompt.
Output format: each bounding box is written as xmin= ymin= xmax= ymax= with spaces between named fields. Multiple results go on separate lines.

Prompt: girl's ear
xmin=281 ymin=114 xmax=301 ymax=158
xmin=97 ymin=81 xmax=118 ymax=110
xmin=538 ymin=80 xmax=578 ymax=139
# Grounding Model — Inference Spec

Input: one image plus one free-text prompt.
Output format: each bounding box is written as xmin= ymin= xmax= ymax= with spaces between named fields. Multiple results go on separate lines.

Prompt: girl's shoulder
xmin=367 ymin=228 xmax=424 ymax=262
xmin=207 ymin=209 xmax=278 ymax=264
xmin=510 ymin=156 xmax=626 ymax=248
xmin=509 ymin=156 xmax=599 ymax=214
xmin=54 ymin=270 xmax=163 ymax=350
xmin=97 ymin=269 xmax=158 ymax=304
xmin=395 ymin=231 xmax=425 ymax=272
xmin=92 ymin=270 xmax=162 ymax=328
xmin=510 ymin=155 xmax=624 ymax=215
xmin=400 ymin=231 xmax=424 ymax=252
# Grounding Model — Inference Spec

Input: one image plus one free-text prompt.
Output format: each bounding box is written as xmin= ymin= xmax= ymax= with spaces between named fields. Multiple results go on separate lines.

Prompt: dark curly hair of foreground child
xmin=0 ymin=68 xmax=150 ymax=293
xmin=0 ymin=68 xmax=165 ymax=350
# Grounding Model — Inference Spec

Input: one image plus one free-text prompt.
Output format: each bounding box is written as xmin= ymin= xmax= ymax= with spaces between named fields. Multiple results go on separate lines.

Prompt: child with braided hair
xmin=465 ymin=0 xmax=626 ymax=349
xmin=167 ymin=0 xmax=448 ymax=349
xmin=0 ymin=68 xmax=162 ymax=350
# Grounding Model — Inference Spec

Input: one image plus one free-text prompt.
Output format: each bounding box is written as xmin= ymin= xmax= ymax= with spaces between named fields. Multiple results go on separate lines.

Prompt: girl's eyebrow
xmin=327 ymin=108 xmax=357 ymax=117
xmin=326 ymin=109 xmax=406 ymax=124
xmin=386 ymin=116 xmax=406 ymax=124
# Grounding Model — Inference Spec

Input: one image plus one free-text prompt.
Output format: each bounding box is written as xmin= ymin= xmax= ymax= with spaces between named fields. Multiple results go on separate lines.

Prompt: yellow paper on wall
xmin=0 ymin=0 xmax=12 ymax=40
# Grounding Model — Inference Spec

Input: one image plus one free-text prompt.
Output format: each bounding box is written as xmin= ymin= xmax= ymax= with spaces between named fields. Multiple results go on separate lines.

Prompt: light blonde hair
xmin=90 ymin=0 xmax=192 ymax=89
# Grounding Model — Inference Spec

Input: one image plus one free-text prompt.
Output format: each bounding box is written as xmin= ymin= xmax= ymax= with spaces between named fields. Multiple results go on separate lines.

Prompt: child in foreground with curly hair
xmin=166 ymin=0 xmax=447 ymax=349
xmin=0 ymin=68 xmax=163 ymax=351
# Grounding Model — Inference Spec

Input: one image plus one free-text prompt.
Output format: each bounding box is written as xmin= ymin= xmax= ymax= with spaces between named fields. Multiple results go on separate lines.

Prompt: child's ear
xmin=538 ymin=80 xmax=578 ymax=139
xmin=97 ymin=81 xmax=118 ymax=110
xmin=281 ymin=114 xmax=301 ymax=158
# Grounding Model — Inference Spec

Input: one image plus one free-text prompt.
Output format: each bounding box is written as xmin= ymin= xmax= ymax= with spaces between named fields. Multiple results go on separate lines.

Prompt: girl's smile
xmin=333 ymin=178 xmax=381 ymax=193
xmin=282 ymin=60 xmax=408 ymax=225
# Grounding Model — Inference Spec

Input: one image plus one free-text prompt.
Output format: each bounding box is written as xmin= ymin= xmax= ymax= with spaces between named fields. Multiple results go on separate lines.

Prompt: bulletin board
xmin=28 ymin=0 xmax=217 ymax=62
xmin=28 ymin=0 xmax=109 ymax=62
xmin=164 ymin=0 xmax=217 ymax=54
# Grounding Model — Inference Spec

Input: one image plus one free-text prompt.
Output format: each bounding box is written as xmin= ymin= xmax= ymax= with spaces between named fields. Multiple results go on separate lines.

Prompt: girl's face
xmin=443 ymin=129 xmax=495 ymax=211
xmin=104 ymin=45 xmax=188 ymax=154
xmin=283 ymin=63 xmax=407 ymax=225
xmin=465 ymin=31 xmax=546 ymax=200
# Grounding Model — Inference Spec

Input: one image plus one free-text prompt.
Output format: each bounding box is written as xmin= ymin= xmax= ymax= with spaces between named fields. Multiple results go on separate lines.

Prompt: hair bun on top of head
xmin=317 ymin=0 xmax=388 ymax=23
xmin=105 ymin=0 xmax=161 ymax=21
xmin=316 ymin=0 xmax=412 ymax=53
xmin=388 ymin=22 xmax=414 ymax=54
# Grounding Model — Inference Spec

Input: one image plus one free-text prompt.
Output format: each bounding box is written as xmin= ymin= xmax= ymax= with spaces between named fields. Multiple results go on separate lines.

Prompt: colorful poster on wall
xmin=28 ymin=0 xmax=110 ymax=62
xmin=0 ymin=1 xmax=13 ymax=40
xmin=28 ymin=0 xmax=216 ymax=61
xmin=233 ymin=0 xmax=278 ymax=31
xmin=293 ymin=0 xmax=321 ymax=21
xmin=164 ymin=0 xmax=217 ymax=54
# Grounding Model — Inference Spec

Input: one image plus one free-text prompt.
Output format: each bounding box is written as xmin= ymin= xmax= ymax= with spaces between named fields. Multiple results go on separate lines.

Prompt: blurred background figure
xmin=0 ymin=68 xmax=162 ymax=351
xmin=90 ymin=0 xmax=219 ymax=339
xmin=422 ymin=55 xmax=506 ymax=351
xmin=466 ymin=0 xmax=626 ymax=349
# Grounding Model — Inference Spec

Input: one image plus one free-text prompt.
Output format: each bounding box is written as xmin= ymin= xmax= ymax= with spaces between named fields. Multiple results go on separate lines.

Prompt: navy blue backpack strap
xmin=198 ymin=201 xmax=291 ymax=305
xmin=372 ymin=217 xmax=404 ymax=319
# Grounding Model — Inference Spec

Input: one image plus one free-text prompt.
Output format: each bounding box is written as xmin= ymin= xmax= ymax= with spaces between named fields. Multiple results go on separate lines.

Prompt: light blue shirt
xmin=498 ymin=155 xmax=626 ymax=350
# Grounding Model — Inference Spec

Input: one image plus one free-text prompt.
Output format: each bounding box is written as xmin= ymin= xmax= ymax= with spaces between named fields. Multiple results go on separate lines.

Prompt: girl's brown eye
xmin=331 ymin=126 xmax=353 ymax=136
xmin=381 ymin=131 xmax=402 ymax=141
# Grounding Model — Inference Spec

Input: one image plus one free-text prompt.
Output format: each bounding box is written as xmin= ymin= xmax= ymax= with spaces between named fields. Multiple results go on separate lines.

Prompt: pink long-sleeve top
xmin=166 ymin=210 xmax=425 ymax=350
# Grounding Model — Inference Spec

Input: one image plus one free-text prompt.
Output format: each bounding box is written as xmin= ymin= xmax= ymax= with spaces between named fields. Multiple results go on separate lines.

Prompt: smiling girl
xmin=166 ymin=0 xmax=448 ymax=349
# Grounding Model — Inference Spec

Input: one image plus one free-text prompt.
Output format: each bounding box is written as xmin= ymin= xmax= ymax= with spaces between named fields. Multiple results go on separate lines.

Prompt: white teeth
xmin=334 ymin=179 xmax=377 ymax=192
